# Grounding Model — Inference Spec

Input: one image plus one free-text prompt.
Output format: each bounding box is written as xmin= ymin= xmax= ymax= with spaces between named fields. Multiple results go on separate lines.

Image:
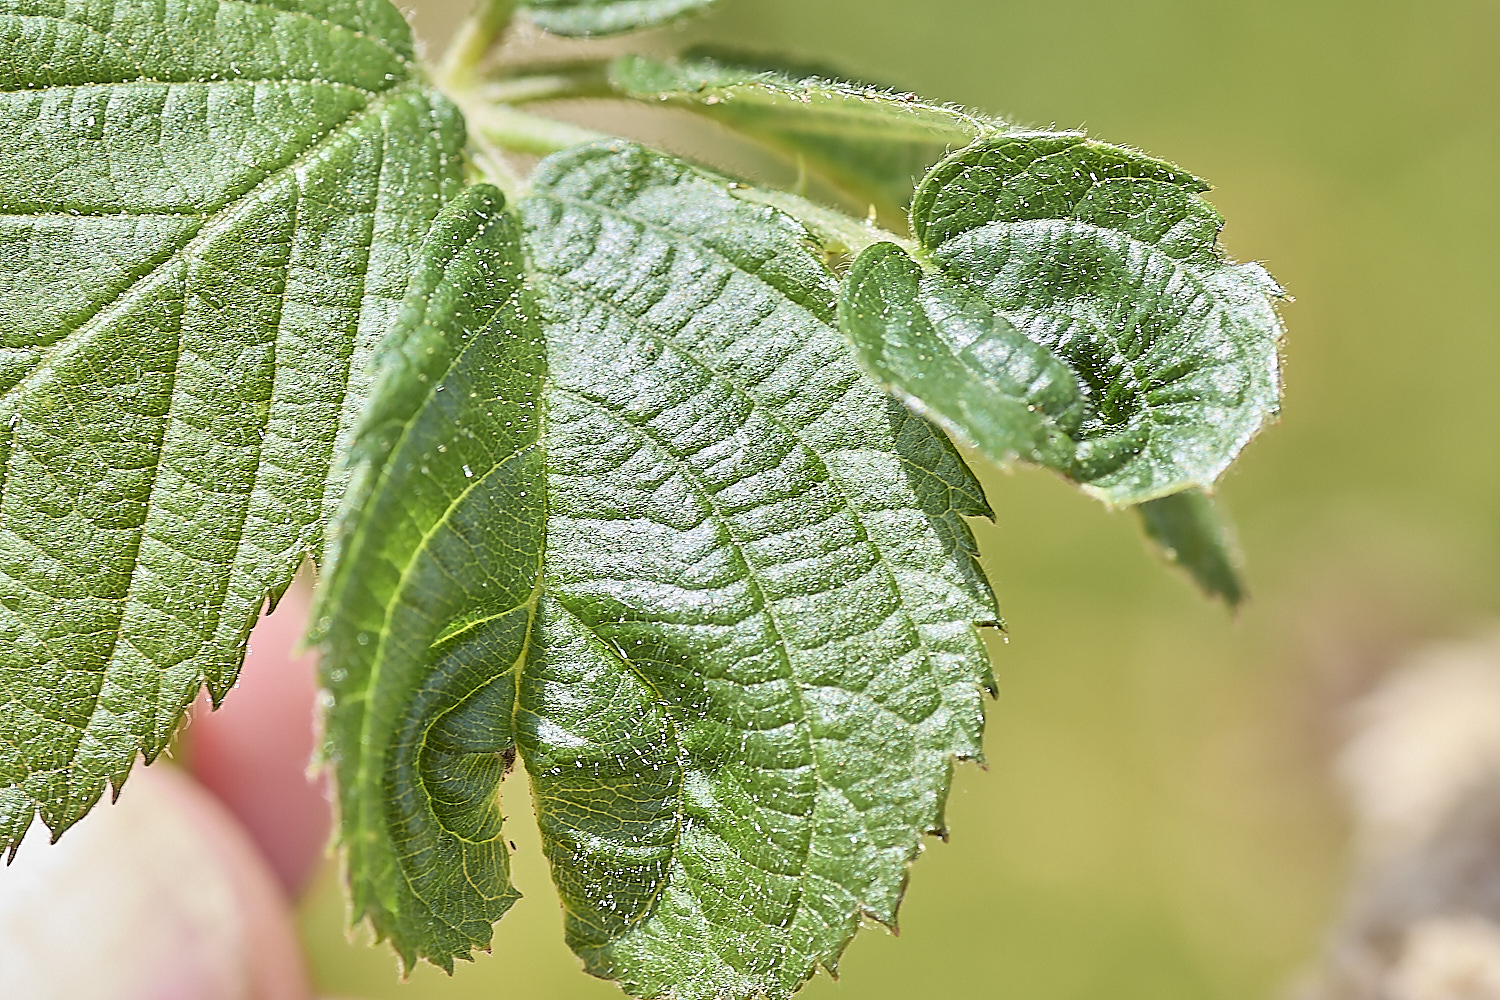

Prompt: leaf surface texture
xmin=0 ymin=0 xmax=464 ymax=849
xmin=322 ymin=140 xmax=1001 ymax=998
xmin=839 ymin=132 xmax=1283 ymax=506
xmin=317 ymin=185 xmax=543 ymax=968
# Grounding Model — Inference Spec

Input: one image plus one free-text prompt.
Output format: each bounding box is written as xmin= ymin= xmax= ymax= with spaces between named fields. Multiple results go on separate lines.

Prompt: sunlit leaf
xmin=840 ymin=131 xmax=1283 ymax=506
xmin=611 ymin=53 xmax=990 ymax=219
xmin=320 ymin=141 xmax=1000 ymax=996
xmin=0 ymin=0 xmax=465 ymax=852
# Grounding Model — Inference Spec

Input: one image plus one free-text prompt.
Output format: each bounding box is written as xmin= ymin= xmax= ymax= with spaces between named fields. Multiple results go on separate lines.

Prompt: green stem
xmin=466 ymin=102 xmax=612 ymax=156
xmin=437 ymin=0 xmax=518 ymax=91
xmin=735 ymin=187 xmax=914 ymax=258
xmin=476 ymin=64 xmax=615 ymax=105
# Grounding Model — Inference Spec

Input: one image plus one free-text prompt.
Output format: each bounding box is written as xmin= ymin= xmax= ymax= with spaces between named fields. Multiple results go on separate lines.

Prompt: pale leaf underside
xmin=522 ymin=0 xmax=718 ymax=37
xmin=0 ymin=0 xmax=464 ymax=850
xmin=610 ymin=53 xmax=990 ymax=220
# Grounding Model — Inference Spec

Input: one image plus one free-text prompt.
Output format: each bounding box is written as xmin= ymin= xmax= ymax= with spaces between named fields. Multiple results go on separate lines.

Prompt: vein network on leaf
xmin=0 ymin=0 xmax=1285 ymax=994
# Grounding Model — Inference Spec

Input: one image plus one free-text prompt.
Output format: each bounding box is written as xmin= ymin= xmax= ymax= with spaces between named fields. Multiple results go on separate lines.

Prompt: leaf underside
xmin=522 ymin=0 xmax=718 ymax=37
xmin=321 ymin=141 xmax=1000 ymax=999
xmin=839 ymin=131 xmax=1284 ymax=508
xmin=0 ymin=0 xmax=464 ymax=851
xmin=1136 ymin=489 xmax=1244 ymax=606
xmin=610 ymin=53 xmax=989 ymax=221
xmin=316 ymin=183 xmax=542 ymax=965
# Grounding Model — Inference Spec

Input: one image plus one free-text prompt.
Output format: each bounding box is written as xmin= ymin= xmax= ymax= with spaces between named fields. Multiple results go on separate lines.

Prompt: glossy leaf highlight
xmin=841 ymin=131 xmax=1284 ymax=506
xmin=0 ymin=0 xmax=464 ymax=852
xmin=320 ymin=140 xmax=1000 ymax=995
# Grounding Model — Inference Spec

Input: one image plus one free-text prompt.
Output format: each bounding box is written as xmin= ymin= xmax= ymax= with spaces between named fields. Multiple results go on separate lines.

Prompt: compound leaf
xmin=611 ymin=53 xmax=990 ymax=219
xmin=0 ymin=0 xmax=465 ymax=852
xmin=521 ymin=0 xmax=717 ymax=37
xmin=840 ymin=132 xmax=1283 ymax=507
xmin=316 ymin=184 xmax=544 ymax=970
xmin=320 ymin=140 xmax=1000 ymax=994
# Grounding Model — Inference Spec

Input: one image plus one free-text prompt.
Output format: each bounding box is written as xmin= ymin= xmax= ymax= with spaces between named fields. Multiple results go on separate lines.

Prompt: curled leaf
xmin=840 ymin=131 xmax=1284 ymax=507
xmin=611 ymin=53 xmax=991 ymax=219
xmin=316 ymin=184 xmax=544 ymax=970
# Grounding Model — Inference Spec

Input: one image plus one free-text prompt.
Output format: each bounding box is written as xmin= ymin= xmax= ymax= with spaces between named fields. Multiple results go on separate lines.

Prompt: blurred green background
xmin=299 ymin=1 xmax=1500 ymax=997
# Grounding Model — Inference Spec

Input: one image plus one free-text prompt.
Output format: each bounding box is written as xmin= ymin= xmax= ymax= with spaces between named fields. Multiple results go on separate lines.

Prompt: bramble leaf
xmin=1136 ymin=490 xmax=1244 ymax=606
xmin=611 ymin=53 xmax=990 ymax=219
xmin=320 ymin=140 xmax=1000 ymax=996
xmin=839 ymin=132 xmax=1283 ymax=506
xmin=0 ymin=0 xmax=464 ymax=851
xmin=316 ymin=184 xmax=543 ymax=970
xmin=523 ymin=142 xmax=998 ymax=997
xmin=521 ymin=0 xmax=717 ymax=37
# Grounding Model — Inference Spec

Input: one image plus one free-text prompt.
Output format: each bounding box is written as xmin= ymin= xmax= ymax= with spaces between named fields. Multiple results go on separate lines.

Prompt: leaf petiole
xmin=476 ymin=63 xmax=616 ymax=104
xmin=437 ymin=0 xmax=519 ymax=91
xmin=466 ymin=102 xmax=612 ymax=157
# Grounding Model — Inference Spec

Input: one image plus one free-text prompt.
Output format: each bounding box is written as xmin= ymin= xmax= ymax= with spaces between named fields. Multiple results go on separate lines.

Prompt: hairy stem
xmin=437 ymin=0 xmax=519 ymax=90
xmin=478 ymin=63 xmax=616 ymax=104
xmin=467 ymin=102 xmax=612 ymax=156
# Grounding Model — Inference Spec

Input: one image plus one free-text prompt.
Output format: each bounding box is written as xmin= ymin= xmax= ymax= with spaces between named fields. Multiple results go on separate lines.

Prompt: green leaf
xmin=320 ymin=141 xmax=1000 ymax=995
xmin=610 ymin=54 xmax=990 ymax=219
xmin=522 ymin=143 xmax=998 ymax=998
xmin=521 ymin=0 xmax=717 ymax=37
xmin=839 ymin=131 xmax=1284 ymax=506
xmin=316 ymin=184 xmax=543 ymax=970
xmin=0 ymin=0 xmax=464 ymax=852
xmin=838 ymin=243 xmax=1081 ymax=473
xmin=1136 ymin=490 xmax=1244 ymax=607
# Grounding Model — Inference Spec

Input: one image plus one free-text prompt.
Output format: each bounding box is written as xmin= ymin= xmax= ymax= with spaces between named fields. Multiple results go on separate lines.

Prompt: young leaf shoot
xmin=0 ymin=0 xmax=1283 ymax=993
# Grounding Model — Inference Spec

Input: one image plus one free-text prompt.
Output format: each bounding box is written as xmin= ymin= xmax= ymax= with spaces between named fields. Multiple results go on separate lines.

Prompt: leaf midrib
xmin=544 ymin=264 xmax=954 ymax=951
xmin=547 ymin=381 xmax=819 ymax=929
xmin=536 ymin=188 xmax=956 ymax=673
xmin=0 ymin=80 xmax=421 ymax=408
xmin=0 ymin=82 xmax=427 ymax=814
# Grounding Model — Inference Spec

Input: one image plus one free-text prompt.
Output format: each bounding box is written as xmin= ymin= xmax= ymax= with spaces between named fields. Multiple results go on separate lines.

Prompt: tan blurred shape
xmin=1297 ymin=631 xmax=1500 ymax=1000
xmin=0 ymin=764 xmax=311 ymax=1000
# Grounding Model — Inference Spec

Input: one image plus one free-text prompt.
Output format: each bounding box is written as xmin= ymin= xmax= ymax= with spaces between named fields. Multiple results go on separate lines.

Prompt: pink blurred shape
xmin=0 ymin=764 xmax=312 ymax=1000
xmin=187 ymin=574 xmax=332 ymax=897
